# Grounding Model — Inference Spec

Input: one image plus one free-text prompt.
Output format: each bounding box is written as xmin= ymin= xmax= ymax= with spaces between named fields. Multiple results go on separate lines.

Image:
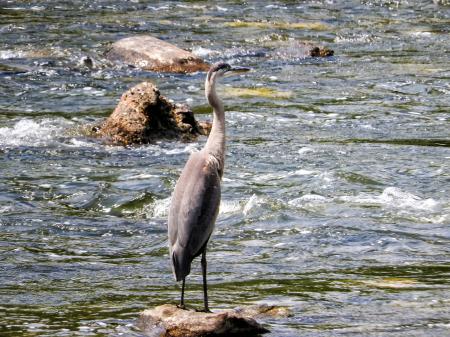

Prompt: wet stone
xmin=106 ymin=35 xmax=210 ymax=73
xmin=95 ymin=82 xmax=209 ymax=145
xmin=137 ymin=304 xmax=271 ymax=337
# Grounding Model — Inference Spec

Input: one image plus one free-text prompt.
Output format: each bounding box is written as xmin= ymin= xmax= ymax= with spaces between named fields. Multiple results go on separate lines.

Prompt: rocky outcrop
xmin=106 ymin=36 xmax=209 ymax=73
xmin=96 ymin=82 xmax=210 ymax=145
xmin=137 ymin=304 xmax=271 ymax=337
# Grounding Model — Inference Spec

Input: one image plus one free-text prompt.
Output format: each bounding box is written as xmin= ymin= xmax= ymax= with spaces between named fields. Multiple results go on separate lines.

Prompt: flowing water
xmin=1 ymin=1 xmax=449 ymax=336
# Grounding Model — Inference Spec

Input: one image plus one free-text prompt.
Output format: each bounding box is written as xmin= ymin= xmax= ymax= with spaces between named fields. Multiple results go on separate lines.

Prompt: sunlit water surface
xmin=1 ymin=1 xmax=449 ymax=336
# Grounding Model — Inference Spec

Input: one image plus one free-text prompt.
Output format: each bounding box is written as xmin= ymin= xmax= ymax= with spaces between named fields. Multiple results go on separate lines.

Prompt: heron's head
xmin=207 ymin=62 xmax=250 ymax=82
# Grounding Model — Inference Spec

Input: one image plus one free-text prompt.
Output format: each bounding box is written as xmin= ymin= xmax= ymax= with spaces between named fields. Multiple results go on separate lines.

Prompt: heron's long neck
xmin=204 ymin=78 xmax=225 ymax=166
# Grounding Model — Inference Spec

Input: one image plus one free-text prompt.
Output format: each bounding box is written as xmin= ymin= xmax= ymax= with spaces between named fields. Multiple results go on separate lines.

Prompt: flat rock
xmin=106 ymin=36 xmax=210 ymax=73
xmin=95 ymin=82 xmax=209 ymax=145
xmin=137 ymin=304 xmax=270 ymax=337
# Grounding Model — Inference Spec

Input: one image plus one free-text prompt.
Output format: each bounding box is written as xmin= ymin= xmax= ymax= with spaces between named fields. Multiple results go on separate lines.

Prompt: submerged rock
xmin=106 ymin=36 xmax=210 ymax=73
xmin=309 ymin=46 xmax=334 ymax=57
xmin=137 ymin=304 xmax=270 ymax=337
xmin=234 ymin=304 xmax=293 ymax=319
xmin=273 ymin=40 xmax=334 ymax=59
xmin=96 ymin=82 xmax=209 ymax=145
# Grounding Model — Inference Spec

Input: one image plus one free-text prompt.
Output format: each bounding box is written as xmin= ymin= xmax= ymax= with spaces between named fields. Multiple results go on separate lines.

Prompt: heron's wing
xmin=168 ymin=151 xmax=221 ymax=258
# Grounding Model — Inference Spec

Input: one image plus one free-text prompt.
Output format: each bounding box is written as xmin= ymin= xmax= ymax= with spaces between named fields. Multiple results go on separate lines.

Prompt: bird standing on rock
xmin=168 ymin=62 xmax=249 ymax=312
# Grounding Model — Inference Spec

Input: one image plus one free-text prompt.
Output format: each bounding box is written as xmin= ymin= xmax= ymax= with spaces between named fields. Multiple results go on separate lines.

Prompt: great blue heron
xmin=168 ymin=62 xmax=249 ymax=312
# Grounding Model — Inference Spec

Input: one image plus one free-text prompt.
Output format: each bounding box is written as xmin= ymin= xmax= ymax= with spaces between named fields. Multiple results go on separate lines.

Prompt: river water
xmin=1 ymin=1 xmax=449 ymax=336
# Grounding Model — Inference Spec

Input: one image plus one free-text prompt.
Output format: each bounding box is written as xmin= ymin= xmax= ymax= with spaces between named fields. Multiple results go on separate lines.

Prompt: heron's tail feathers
xmin=171 ymin=248 xmax=191 ymax=282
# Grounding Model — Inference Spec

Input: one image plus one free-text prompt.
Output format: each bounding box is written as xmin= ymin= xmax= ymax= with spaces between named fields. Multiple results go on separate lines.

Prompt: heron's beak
xmin=225 ymin=66 xmax=251 ymax=76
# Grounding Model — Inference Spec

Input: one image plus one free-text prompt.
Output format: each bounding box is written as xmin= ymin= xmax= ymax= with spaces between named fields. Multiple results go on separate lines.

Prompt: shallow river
xmin=1 ymin=1 xmax=449 ymax=336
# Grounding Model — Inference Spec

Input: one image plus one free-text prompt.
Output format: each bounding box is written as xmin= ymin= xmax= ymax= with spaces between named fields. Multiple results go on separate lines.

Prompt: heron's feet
xmin=196 ymin=307 xmax=212 ymax=313
xmin=177 ymin=304 xmax=187 ymax=310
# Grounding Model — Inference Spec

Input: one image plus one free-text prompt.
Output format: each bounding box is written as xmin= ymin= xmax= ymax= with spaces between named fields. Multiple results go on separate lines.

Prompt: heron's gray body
xmin=168 ymin=150 xmax=222 ymax=281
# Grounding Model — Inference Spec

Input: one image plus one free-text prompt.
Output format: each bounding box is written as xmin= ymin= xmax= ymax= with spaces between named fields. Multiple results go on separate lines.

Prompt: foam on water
xmin=288 ymin=187 xmax=447 ymax=223
xmin=298 ymin=146 xmax=315 ymax=155
xmin=253 ymin=172 xmax=287 ymax=182
xmin=339 ymin=187 xmax=441 ymax=212
xmin=66 ymin=138 xmax=99 ymax=148
xmin=144 ymin=194 xmax=272 ymax=220
xmin=147 ymin=5 xmax=169 ymax=11
xmin=334 ymin=33 xmax=377 ymax=44
xmin=0 ymin=205 xmax=15 ymax=214
xmin=191 ymin=46 xmax=217 ymax=58
xmin=149 ymin=198 xmax=242 ymax=219
xmin=0 ymin=50 xmax=26 ymax=59
xmin=164 ymin=143 xmax=200 ymax=155
xmin=145 ymin=197 xmax=171 ymax=218
xmin=118 ymin=173 xmax=158 ymax=181
xmin=0 ymin=118 xmax=72 ymax=148
xmin=253 ymin=169 xmax=318 ymax=184
xmin=288 ymin=194 xmax=330 ymax=207
xmin=219 ymin=199 xmax=243 ymax=214
xmin=293 ymin=169 xmax=316 ymax=176
xmin=0 ymin=118 xmax=200 ymax=156
xmin=242 ymin=194 xmax=272 ymax=216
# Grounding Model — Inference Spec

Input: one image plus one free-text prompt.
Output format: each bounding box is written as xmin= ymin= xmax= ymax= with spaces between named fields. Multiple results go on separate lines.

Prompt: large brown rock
xmin=137 ymin=304 xmax=270 ymax=337
xmin=106 ymin=36 xmax=210 ymax=73
xmin=96 ymin=82 xmax=210 ymax=145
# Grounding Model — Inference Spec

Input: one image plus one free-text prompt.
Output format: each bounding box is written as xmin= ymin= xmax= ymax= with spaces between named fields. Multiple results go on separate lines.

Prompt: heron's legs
xmin=178 ymin=278 xmax=186 ymax=310
xmin=201 ymin=250 xmax=211 ymax=313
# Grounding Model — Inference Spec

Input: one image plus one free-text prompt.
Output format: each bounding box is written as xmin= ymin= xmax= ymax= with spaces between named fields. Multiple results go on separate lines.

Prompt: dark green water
xmin=1 ymin=1 xmax=449 ymax=336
